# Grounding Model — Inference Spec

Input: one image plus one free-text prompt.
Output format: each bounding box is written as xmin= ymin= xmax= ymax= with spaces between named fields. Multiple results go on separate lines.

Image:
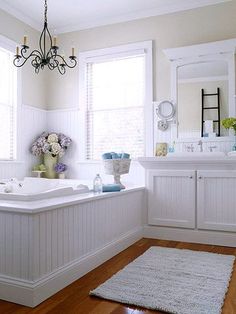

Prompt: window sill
xmin=0 ymin=160 xmax=24 ymax=164
xmin=77 ymin=159 xmax=141 ymax=165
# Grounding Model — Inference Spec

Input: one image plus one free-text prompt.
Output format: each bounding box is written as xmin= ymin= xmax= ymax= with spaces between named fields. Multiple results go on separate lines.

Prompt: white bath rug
xmin=90 ymin=246 xmax=235 ymax=314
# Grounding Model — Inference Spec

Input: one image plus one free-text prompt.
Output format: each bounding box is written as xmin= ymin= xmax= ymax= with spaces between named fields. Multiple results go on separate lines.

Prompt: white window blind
xmin=0 ymin=46 xmax=17 ymax=160
xmin=86 ymin=54 xmax=145 ymax=160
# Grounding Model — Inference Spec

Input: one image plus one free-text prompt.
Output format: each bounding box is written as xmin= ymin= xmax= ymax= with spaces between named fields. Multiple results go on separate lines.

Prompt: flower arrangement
xmin=31 ymin=132 xmax=72 ymax=157
xmin=54 ymin=163 xmax=67 ymax=174
xmin=221 ymin=118 xmax=236 ymax=134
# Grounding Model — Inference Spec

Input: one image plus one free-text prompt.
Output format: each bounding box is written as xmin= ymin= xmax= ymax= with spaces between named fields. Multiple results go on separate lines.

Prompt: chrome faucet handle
xmin=185 ymin=144 xmax=194 ymax=152
xmin=209 ymin=145 xmax=217 ymax=152
xmin=198 ymin=140 xmax=203 ymax=152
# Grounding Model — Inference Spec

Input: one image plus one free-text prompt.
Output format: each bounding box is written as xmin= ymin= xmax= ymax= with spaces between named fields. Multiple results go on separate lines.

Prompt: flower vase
xmin=58 ymin=172 xmax=66 ymax=179
xmin=43 ymin=154 xmax=58 ymax=179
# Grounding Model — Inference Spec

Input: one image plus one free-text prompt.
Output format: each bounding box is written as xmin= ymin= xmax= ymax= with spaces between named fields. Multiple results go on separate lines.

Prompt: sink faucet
xmin=209 ymin=145 xmax=217 ymax=152
xmin=198 ymin=140 xmax=203 ymax=152
xmin=186 ymin=144 xmax=194 ymax=152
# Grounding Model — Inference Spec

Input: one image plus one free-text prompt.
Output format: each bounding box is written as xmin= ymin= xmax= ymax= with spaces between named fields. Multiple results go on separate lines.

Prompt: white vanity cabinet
xmin=197 ymin=170 xmax=236 ymax=232
xmin=148 ymin=170 xmax=195 ymax=228
xmin=139 ymin=157 xmax=236 ymax=247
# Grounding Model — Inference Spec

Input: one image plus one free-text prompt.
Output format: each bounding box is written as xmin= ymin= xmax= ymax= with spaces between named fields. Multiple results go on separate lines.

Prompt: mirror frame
xmin=164 ymin=39 xmax=236 ymax=141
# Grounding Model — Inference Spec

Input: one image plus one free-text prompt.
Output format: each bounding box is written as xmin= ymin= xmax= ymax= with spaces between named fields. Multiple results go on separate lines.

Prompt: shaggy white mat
xmin=90 ymin=246 xmax=235 ymax=314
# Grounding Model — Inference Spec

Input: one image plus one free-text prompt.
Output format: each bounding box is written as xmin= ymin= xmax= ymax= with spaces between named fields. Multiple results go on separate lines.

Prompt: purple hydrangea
xmin=31 ymin=142 xmax=43 ymax=156
xmin=58 ymin=133 xmax=72 ymax=148
xmin=54 ymin=163 xmax=67 ymax=173
xmin=42 ymin=142 xmax=50 ymax=153
xmin=40 ymin=131 xmax=49 ymax=138
xmin=30 ymin=132 xmax=72 ymax=157
xmin=37 ymin=136 xmax=46 ymax=146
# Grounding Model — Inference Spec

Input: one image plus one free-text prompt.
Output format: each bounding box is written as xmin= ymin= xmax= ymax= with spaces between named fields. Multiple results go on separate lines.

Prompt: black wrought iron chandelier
xmin=13 ymin=0 xmax=77 ymax=75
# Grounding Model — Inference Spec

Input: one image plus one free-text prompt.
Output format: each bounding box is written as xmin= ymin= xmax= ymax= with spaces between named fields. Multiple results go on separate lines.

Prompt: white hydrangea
xmin=47 ymin=133 xmax=58 ymax=144
xmin=51 ymin=142 xmax=61 ymax=155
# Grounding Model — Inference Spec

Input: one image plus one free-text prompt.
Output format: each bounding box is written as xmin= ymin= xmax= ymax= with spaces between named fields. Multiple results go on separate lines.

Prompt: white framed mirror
xmin=164 ymin=38 xmax=236 ymax=141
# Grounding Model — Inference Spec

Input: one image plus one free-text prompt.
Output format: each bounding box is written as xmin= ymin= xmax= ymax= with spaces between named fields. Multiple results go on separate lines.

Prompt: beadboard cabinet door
xmin=197 ymin=170 xmax=236 ymax=232
xmin=148 ymin=170 xmax=196 ymax=228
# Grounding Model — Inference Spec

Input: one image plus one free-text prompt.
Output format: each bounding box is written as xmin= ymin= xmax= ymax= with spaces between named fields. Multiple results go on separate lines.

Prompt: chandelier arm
xmin=13 ymin=49 xmax=43 ymax=68
xmin=57 ymin=64 xmax=66 ymax=75
xmin=48 ymin=58 xmax=58 ymax=70
xmin=39 ymin=25 xmax=46 ymax=56
xmin=31 ymin=56 xmax=41 ymax=69
xmin=53 ymin=54 xmax=77 ymax=69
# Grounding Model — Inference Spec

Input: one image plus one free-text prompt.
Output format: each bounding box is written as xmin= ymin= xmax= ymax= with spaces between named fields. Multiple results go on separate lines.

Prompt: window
xmin=80 ymin=41 xmax=153 ymax=160
xmin=0 ymin=42 xmax=17 ymax=160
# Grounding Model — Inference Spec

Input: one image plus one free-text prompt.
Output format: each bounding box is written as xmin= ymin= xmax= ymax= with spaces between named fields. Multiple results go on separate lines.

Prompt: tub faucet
xmin=209 ymin=145 xmax=217 ymax=152
xmin=198 ymin=140 xmax=203 ymax=152
xmin=9 ymin=178 xmax=23 ymax=187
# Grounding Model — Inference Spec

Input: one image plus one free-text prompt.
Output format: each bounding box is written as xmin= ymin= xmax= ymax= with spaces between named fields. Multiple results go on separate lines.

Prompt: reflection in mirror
xmin=177 ymin=61 xmax=228 ymax=139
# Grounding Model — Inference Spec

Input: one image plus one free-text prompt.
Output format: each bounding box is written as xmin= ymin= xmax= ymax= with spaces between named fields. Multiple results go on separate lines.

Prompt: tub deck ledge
xmin=0 ymin=185 xmax=145 ymax=213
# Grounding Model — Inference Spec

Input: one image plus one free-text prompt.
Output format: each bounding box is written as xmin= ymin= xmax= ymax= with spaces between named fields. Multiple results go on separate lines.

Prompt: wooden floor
xmin=0 ymin=238 xmax=236 ymax=314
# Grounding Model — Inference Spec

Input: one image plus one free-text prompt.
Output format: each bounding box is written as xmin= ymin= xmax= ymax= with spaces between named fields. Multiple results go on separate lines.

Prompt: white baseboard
xmin=0 ymin=226 xmax=143 ymax=307
xmin=143 ymin=225 xmax=236 ymax=247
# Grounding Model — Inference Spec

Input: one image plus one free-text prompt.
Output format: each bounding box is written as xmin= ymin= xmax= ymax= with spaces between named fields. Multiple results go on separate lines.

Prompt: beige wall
xmin=1 ymin=1 xmax=236 ymax=110
xmin=0 ymin=9 xmax=46 ymax=109
xmin=46 ymin=1 xmax=236 ymax=109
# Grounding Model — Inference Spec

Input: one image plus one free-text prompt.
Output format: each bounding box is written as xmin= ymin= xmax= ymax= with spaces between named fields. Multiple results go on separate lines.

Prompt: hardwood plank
xmin=0 ymin=238 xmax=235 ymax=314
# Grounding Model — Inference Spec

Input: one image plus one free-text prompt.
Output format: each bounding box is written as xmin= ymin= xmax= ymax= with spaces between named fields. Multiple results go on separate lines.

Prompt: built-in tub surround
xmin=139 ymin=156 xmax=236 ymax=248
xmin=0 ymin=186 xmax=144 ymax=307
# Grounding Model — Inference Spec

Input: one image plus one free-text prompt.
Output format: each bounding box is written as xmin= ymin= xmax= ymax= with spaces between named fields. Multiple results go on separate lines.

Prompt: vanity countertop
xmin=138 ymin=156 xmax=236 ymax=170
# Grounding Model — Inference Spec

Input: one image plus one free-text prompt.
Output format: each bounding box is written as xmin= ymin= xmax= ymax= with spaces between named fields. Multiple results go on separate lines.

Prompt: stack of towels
xmin=102 ymin=184 xmax=121 ymax=192
xmin=102 ymin=152 xmax=130 ymax=159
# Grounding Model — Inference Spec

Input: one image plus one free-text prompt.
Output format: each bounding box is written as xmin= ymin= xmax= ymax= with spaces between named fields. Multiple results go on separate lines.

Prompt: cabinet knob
xmin=189 ymin=176 xmax=193 ymax=179
xmin=198 ymin=176 xmax=202 ymax=179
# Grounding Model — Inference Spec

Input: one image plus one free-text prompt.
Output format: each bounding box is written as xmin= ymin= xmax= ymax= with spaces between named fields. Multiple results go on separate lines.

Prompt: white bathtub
xmin=0 ymin=177 xmax=90 ymax=201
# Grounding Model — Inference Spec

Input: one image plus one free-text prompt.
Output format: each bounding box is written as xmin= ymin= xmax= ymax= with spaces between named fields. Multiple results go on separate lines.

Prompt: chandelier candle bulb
xmin=72 ymin=47 xmax=75 ymax=56
xmin=53 ymin=36 xmax=57 ymax=46
xmin=16 ymin=46 xmax=19 ymax=56
xmin=23 ymin=35 xmax=27 ymax=46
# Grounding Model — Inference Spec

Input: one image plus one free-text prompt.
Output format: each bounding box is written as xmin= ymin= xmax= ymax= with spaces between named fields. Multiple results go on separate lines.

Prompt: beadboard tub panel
xmin=0 ymin=189 xmax=144 ymax=306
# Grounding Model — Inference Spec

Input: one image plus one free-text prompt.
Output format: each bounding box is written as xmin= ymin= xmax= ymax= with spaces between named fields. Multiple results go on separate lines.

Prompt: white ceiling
xmin=0 ymin=0 xmax=231 ymax=34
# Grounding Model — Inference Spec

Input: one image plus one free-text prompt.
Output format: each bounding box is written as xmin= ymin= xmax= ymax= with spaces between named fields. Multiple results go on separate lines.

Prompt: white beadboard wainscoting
xmin=47 ymin=108 xmax=145 ymax=185
xmin=0 ymin=188 xmax=145 ymax=307
xmin=0 ymin=105 xmax=47 ymax=179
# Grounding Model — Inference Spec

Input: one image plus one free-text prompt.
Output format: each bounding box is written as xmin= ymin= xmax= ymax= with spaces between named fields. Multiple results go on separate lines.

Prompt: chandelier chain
xmin=44 ymin=0 xmax=48 ymax=23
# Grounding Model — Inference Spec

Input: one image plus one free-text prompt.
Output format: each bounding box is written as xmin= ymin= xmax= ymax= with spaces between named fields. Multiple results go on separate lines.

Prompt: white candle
xmin=23 ymin=35 xmax=27 ymax=46
xmin=16 ymin=46 xmax=19 ymax=55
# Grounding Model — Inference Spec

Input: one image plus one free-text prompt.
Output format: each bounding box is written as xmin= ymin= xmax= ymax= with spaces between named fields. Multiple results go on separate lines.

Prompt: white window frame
xmin=78 ymin=41 xmax=153 ymax=161
xmin=0 ymin=35 xmax=21 ymax=162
